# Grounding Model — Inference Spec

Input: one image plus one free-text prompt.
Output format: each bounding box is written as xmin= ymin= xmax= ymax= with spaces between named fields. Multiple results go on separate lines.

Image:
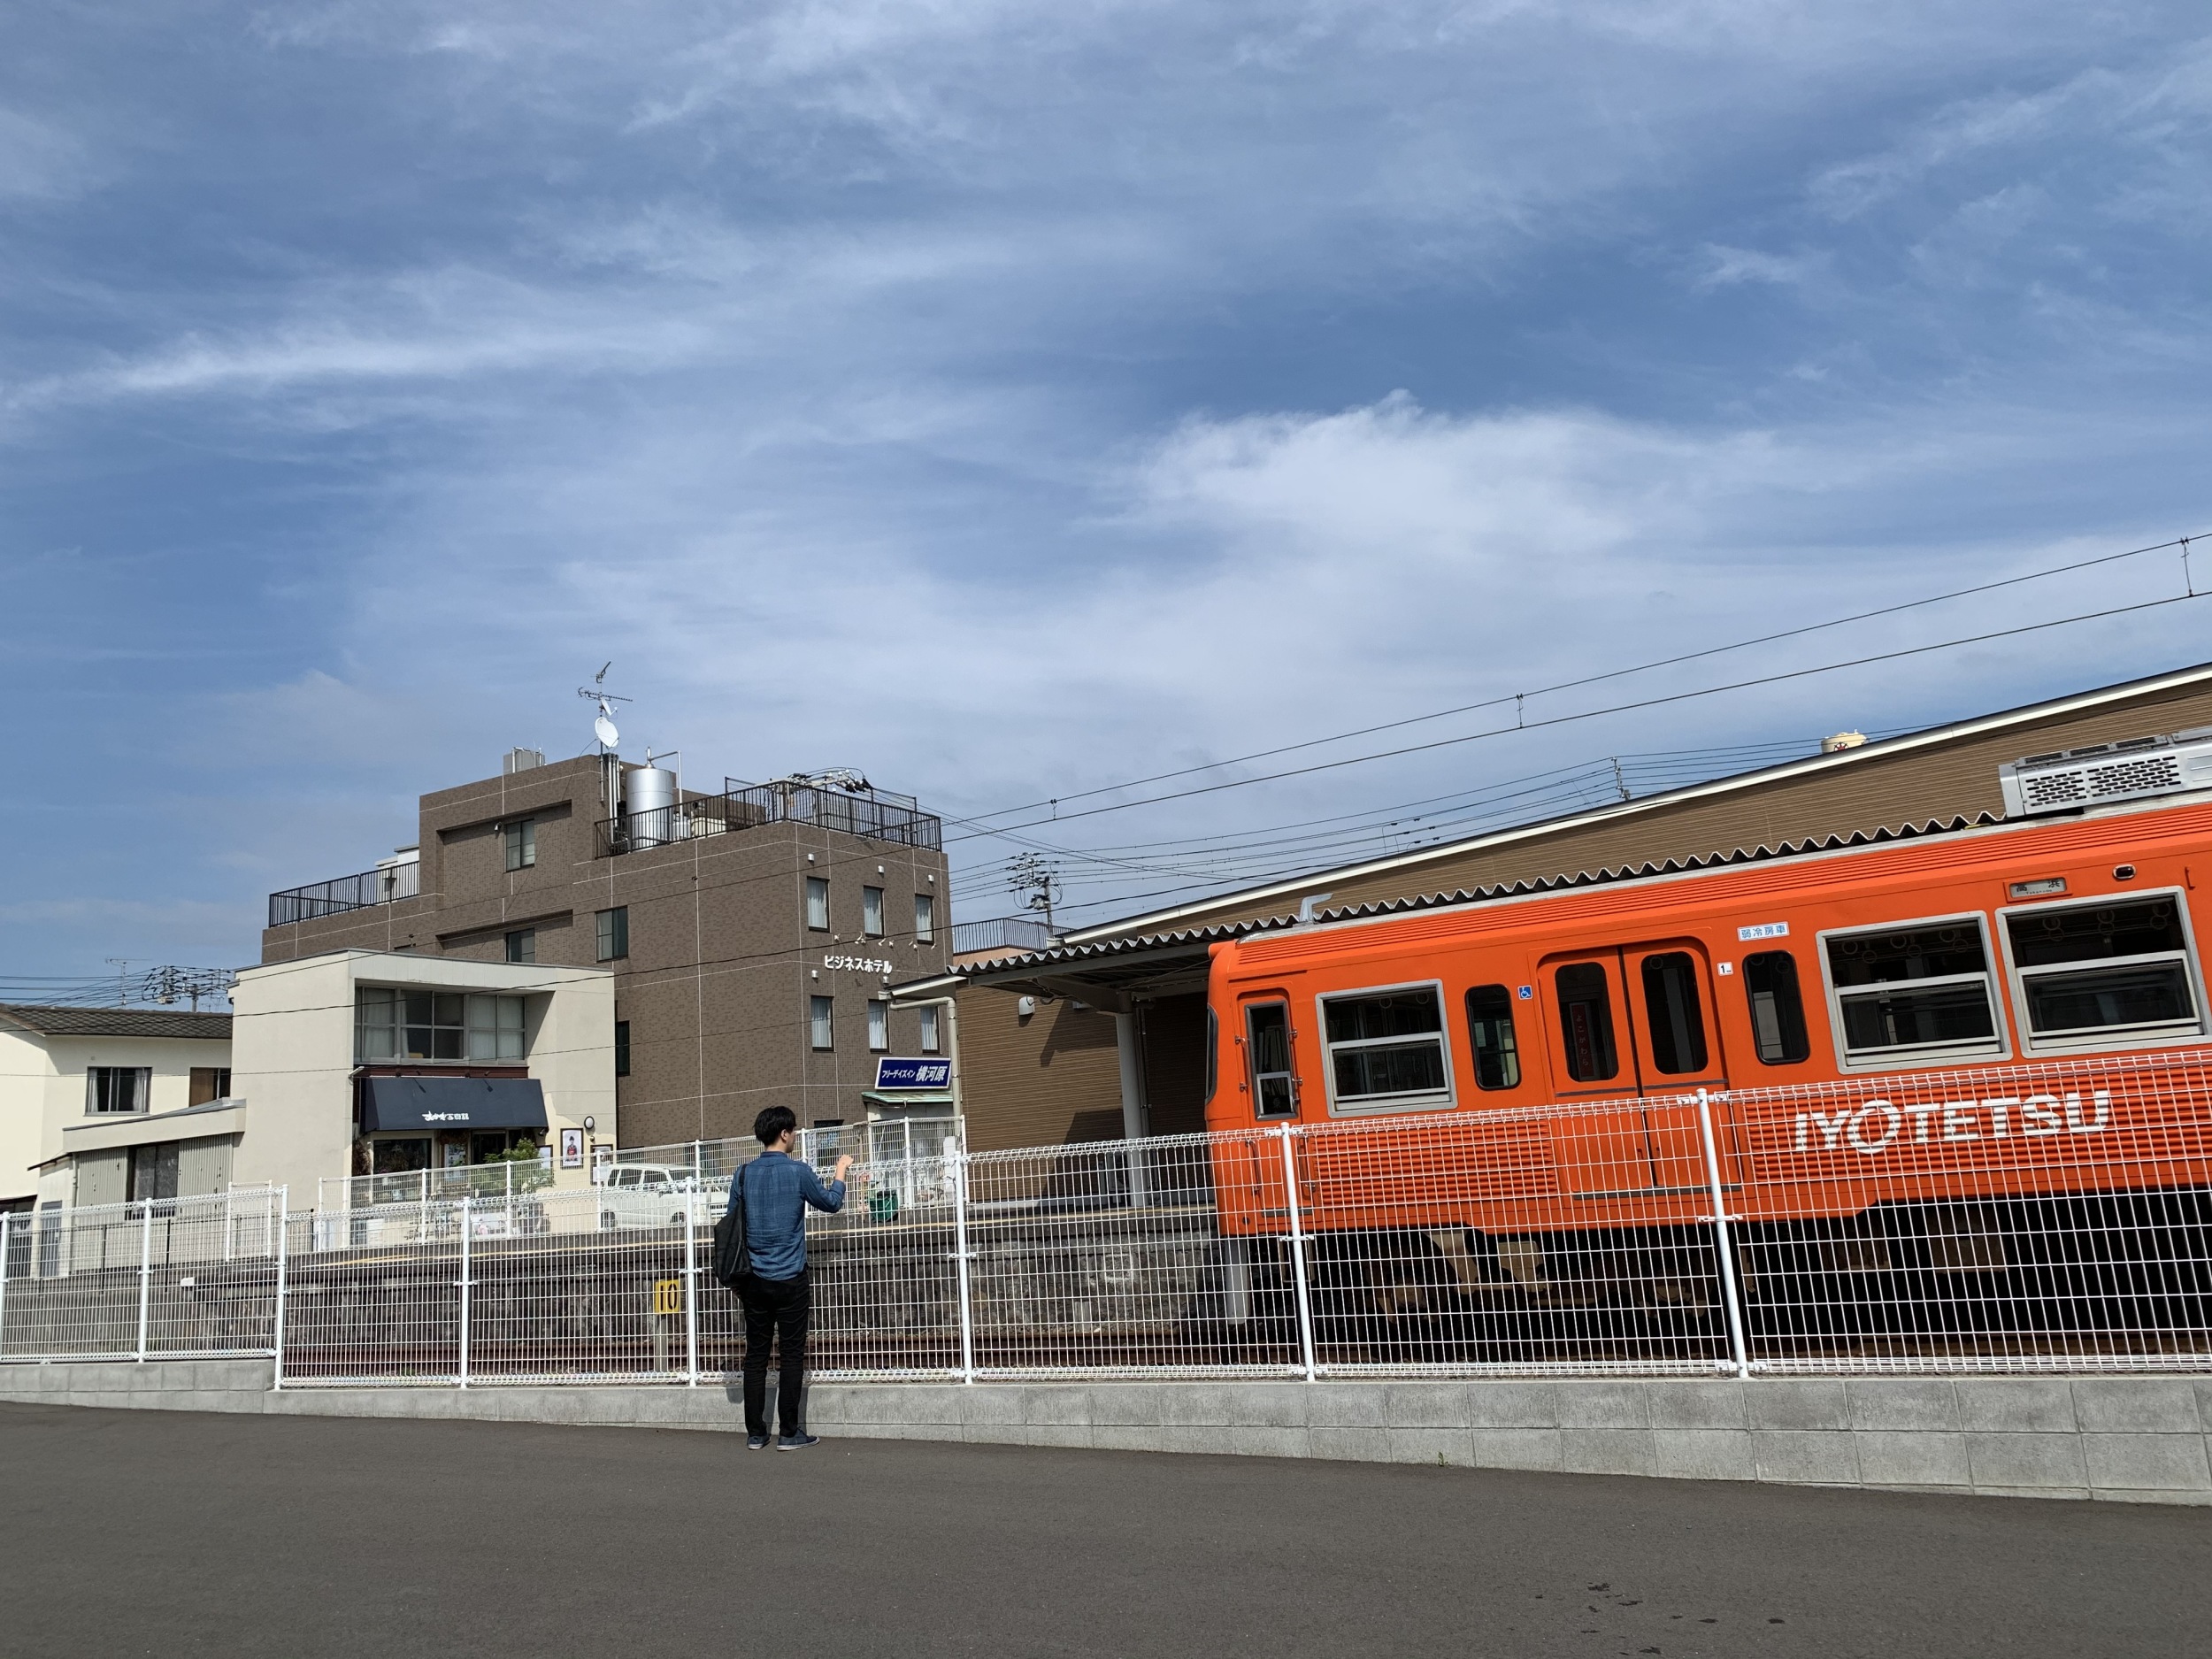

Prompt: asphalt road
xmin=3 ymin=1402 xmax=2207 ymax=1658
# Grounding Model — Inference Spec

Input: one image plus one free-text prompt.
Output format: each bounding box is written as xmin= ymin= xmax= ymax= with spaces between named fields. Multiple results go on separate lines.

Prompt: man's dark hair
xmin=754 ymin=1105 xmax=798 ymax=1147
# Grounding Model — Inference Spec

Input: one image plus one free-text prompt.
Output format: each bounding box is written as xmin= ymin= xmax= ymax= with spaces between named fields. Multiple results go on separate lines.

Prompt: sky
xmin=4 ymin=1 xmax=2210 ymax=974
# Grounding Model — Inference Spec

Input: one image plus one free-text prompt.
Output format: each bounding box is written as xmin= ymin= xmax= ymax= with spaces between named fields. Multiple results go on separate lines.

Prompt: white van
xmin=594 ymin=1164 xmax=723 ymax=1231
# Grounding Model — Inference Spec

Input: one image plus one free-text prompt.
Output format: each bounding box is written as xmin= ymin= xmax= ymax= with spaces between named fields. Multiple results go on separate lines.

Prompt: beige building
xmin=227 ymin=950 xmax=617 ymax=1203
xmin=0 ymin=1004 xmax=234 ymax=1210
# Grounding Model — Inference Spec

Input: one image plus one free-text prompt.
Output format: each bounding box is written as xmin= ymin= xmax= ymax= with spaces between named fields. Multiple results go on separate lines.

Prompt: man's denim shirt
xmin=729 ymin=1150 xmax=845 ymax=1280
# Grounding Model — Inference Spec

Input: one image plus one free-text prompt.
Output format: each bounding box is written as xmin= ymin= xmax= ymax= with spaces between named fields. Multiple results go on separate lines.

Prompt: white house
xmin=0 ymin=1004 xmax=234 ymax=1211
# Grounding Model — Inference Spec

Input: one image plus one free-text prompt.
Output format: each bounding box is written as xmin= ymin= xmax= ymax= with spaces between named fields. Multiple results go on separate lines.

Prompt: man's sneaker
xmin=776 ymin=1432 xmax=820 ymax=1451
xmin=746 ymin=1433 xmax=771 ymax=1450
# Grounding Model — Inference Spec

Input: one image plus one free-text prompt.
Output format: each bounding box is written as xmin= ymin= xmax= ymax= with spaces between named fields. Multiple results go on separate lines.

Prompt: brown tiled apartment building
xmin=261 ymin=753 xmax=952 ymax=1148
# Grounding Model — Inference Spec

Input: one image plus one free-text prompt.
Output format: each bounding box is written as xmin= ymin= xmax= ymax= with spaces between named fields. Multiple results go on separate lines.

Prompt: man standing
xmin=731 ymin=1105 xmax=852 ymax=1450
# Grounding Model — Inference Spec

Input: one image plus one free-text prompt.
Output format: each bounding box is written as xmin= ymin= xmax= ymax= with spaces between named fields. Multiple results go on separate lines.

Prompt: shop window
xmin=614 ymin=1019 xmax=631 ymax=1078
xmin=504 ymin=818 xmax=537 ymax=872
xmin=914 ymin=893 xmax=935 ymax=943
xmin=1320 ymin=985 xmax=1450 ymax=1110
xmin=810 ymin=995 xmax=834 ymax=1050
xmin=919 ymin=1005 xmax=941 ymax=1054
xmin=867 ymin=999 xmax=889 ymax=1051
xmin=863 ymin=887 xmax=885 ymax=938
xmin=1554 ymin=963 xmax=1619 ymax=1081
xmin=1245 ymin=1002 xmax=1294 ymax=1119
xmin=596 ymin=905 xmax=629 ymax=962
xmin=1743 ymin=951 xmax=1810 ymax=1064
xmin=2005 ymin=895 xmax=2202 ymax=1047
xmin=86 ymin=1066 xmax=150 ymax=1115
xmin=805 ymin=877 xmax=830 ymax=931
xmin=1824 ymin=918 xmax=2002 ymax=1065
xmin=1639 ymin=953 xmax=1709 ymax=1074
xmin=372 ymin=1137 xmax=431 ymax=1175
xmin=1463 ymin=985 xmax=1521 ymax=1090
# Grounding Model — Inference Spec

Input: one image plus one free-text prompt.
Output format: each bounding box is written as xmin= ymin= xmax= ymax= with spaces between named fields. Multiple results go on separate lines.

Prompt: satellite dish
xmin=595 ymin=714 xmax=619 ymax=748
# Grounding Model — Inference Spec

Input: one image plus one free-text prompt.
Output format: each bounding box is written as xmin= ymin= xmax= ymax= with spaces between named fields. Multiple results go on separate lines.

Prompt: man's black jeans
xmin=738 ymin=1269 xmax=810 ymax=1437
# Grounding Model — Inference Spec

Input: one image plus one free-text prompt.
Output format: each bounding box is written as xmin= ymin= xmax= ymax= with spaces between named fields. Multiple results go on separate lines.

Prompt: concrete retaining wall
xmin=4 ymin=1361 xmax=2210 ymax=1504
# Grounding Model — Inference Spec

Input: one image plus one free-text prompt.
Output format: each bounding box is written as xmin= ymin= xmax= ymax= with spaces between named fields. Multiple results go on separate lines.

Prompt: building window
xmin=805 ymin=876 xmax=830 ymax=931
xmin=2005 ymin=895 xmax=2202 ymax=1048
xmin=914 ymin=893 xmax=935 ymax=944
xmin=504 ymin=818 xmax=536 ymax=872
xmin=128 ymin=1142 xmax=180 ymax=1202
xmin=86 ymin=1066 xmax=150 ymax=1115
xmin=867 ymin=999 xmax=889 ymax=1051
xmin=356 ymin=988 xmax=526 ymax=1063
xmin=810 ymin=995 xmax=834 ymax=1050
xmin=1743 ymin=951 xmax=1810 ymax=1064
xmin=918 ymin=1004 xmax=941 ymax=1054
xmin=505 ymin=928 xmax=535 ymax=964
xmin=1320 ymin=985 xmax=1452 ymax=1110
xmin=596 ymin=906 xmax=629 ymax=962
xmin=188 ymin=1067 xmax=232 ymax=1106
xmin=1825 ymin=918 xmax=2002 ymax=1066
xmin=863 ymin=887 xmax=885 ymax=937
xmin=614 ymin=1019 xmax=631 ymax=1078
xmin=1463 ymin=985 xmax=1521 ymax=1090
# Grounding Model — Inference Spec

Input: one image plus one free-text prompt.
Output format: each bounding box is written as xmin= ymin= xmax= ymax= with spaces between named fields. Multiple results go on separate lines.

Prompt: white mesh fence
xmin=12 ymin=1049 xmax=2212 ymax=1385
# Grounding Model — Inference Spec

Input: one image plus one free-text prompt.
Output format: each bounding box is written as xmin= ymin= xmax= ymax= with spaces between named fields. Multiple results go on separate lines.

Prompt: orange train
xmin=1195 ymin=787 xmax=2212 ymax=1339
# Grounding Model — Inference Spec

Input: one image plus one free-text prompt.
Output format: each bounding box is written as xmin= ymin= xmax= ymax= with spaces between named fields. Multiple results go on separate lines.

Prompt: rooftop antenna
xmin=577 ymin=663 xmax=632 ymax=752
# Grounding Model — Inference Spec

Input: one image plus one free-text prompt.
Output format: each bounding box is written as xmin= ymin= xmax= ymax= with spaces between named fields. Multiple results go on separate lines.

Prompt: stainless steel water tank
xmin=626 ymin=765 xmax=678 ymax=848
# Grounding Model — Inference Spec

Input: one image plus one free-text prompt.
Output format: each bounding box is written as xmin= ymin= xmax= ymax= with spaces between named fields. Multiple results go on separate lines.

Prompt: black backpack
xmin=710 ymin=1163 xmax=753 ymax=1288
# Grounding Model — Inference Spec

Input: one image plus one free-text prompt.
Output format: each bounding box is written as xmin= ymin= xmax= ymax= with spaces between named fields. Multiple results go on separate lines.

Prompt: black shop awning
xmin=358 ymin=1076 xmax=548 ymax=1134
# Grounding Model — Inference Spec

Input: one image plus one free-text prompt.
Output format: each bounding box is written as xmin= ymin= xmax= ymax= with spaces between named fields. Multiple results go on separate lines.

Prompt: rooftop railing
xmin=268 ymin=860 xmax=420 ymax=927
xmin=952 ymin=916 xmax=1057 ymax=956
xmin=595 ymin=778 xmax=942 ymax=857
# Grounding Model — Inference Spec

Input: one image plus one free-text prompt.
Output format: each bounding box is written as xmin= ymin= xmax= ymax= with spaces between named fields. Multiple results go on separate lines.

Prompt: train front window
xmin=1554 ymin=963 xmax=1619 ymax=1081
xmin=1245 ymin=1002 xmax=1295 ymax=1118
xmin=1824 ymin=918 xmax=2002 ymax=1065
xmin=1639 ymin=953 xmax=1709 ymax=1074
xmin=1463 ymin=984 xmax=1521 ymax=1090
xmin=2005 ymin=896 xmax=2201 ymax=1047
xmin=1320 ymin=985 xmax=1452 ymax=1110
xmin=1204 ymin=1008 xmax=1218 ymax=1102
xmin=1742 ymin=951 xmax=1810 ymax=1064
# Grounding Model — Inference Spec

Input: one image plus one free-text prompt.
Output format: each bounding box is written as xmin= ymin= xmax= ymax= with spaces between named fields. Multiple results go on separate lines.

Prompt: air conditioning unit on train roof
xmin=2000 ymin=727 xmax=2212 ymax=818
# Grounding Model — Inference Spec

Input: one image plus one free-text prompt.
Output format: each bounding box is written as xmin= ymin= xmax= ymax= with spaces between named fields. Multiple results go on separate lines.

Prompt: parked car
xmin=594 ymin=1164 xmax=725 ymax=1231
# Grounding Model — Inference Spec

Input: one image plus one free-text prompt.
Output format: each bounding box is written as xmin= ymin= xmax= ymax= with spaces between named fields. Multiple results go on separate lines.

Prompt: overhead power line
xmin=946 ymin=530 xmax=2208 ymax=839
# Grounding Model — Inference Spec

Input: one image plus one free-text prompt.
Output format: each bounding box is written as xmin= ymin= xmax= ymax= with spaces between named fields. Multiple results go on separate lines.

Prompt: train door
xmin=1540 ymin=942 xmax=1726 ymax=1194
xmin=1239 ymin=993 xmax=1302 ymax=1121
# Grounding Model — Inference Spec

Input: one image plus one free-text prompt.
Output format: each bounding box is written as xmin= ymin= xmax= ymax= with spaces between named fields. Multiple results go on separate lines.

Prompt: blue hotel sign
xmin=874 ymin=1056 xmax=952 ymax=1090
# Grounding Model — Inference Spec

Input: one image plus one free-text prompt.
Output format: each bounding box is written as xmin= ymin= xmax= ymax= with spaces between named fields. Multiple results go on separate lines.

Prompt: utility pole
xmin=1007 ymin=853 xmax=1062 ymax=938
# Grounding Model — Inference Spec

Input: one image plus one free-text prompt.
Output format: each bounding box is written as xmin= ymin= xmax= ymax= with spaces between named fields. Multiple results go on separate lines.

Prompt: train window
xmin=1824 ymin=918 xmax=2002 ymax=1065
xmin=1245 ymin=1002 xmax=1296 ymax=1118
xmin=2003 ymin=896 xmax=2202 ymax=1047
xmin=1204 ymin=1008 xmax=1219 ymax=1102
xmin=1554 ymin=962 xmax=1619 ymax=1081
xmin=1742 ymin=951 xmax=1810 ymax=1064
xmin=1319 ymin=985 xmax=1452 ymax=1110
xmin=1639 ymin=953 xmax=1709 ymax=1074
xmin=1463 ymin=985 xmax=1521 ymax=1090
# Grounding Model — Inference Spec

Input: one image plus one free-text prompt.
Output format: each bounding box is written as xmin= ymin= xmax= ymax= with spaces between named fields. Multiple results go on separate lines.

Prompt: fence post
xmin=135 ymin=1200 xmax=153 ymax=1363
xmin=457 ymin=1194 xmax=472 ymax=1390
xmin=950 ymin=1144 xmax=976 ymax=1384
xmin=1694 ymin=1088 xmax=1752 ymax=1379
xmin=1276 ymin=1127 xmax=1318 ymax=1383
xmin=684 ymin=1184 xmax=700 ymax=1387
xmin=272 ymin=1187 xmax=289 ymax=1390
xmin=0 ymin=1213 xmax=11 ymax=1359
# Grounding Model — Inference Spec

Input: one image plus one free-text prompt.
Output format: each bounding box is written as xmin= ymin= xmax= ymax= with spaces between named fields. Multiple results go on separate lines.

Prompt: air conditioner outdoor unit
xmin=1999 ymin=728 xmax=2212 ymax=818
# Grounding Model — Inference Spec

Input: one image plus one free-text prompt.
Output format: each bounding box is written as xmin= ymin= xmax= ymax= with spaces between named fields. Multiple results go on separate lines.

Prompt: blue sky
xmin=4 ymin=2 xmax=2210 ymax=970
